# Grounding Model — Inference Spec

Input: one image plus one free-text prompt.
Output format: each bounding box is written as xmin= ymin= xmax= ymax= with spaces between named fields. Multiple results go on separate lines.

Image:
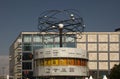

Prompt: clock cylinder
xmin=34 ymin=48 xmax=89 ymax=78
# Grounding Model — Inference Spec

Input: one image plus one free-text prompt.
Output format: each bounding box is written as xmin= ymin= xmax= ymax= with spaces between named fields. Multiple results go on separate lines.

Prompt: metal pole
xmin=59 ymin=28 xmax=63 ymax=47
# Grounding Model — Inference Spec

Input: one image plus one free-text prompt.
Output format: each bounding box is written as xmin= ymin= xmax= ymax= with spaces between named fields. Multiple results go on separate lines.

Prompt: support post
xmin=59 ymin=28 xmax=63 ymax=47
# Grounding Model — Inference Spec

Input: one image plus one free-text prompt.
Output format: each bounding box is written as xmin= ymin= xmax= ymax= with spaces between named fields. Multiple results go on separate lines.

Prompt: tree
xmin=109 ymin=64 xmax=120 ymax=79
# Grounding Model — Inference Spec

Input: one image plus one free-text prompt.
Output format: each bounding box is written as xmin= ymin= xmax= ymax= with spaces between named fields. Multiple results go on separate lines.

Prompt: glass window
xmin=55 ymin=37 xmax=59 ymax=42
xmin=23 ymin=35 xmax=32 ymax=42
xmin=66 ymin=42 xmax=76 ymax=47
xmin=22 ymin=53 xmax=33 ymax=60
xmin=22 ymin=62 xmax=32 ymax=70
xmin=22 ymin=71 xmax=33 ymax=79
xmin=54 ymin=35 xmax=65 ymax=42
xmin=65 ymin=35 xmax=76 ymax=48
xmin=44 ymin=35 xmax=53 ymax=43
xmin=33 ymin=43 xmax=43 ymax=50
xmin=54 ymin=43 xmax=60 ymax=47
xmin=44 ymin=43 xmax=54 ymax=48
xmin=65 ymin=36 xmax=75 ymax=42
xmin=23 ymin=43 xmax=32 ymax=51
xmin=33 ymin=45 xmax=43 ymax=50
xmin=33 ymin=35 xmax=42 ymax=42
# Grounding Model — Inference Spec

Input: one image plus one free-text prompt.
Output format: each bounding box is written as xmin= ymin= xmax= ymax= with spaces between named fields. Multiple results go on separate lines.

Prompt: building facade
xmin=77 ymin=32 xmax=120 ymax=79
xmin=9 ymin=32 xmax=120 ymax=79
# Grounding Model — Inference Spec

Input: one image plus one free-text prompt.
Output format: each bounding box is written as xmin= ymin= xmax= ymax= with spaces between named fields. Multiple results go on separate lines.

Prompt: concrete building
xmin=0 ymin=56 xmax=9 ymax=79
xmin=9 ymin=32 xmax=120 ymax=79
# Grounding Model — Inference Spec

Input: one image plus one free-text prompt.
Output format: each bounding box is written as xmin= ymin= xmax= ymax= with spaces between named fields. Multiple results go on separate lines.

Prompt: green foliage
xmin=109 ymin=64 xmax=120 ymax=79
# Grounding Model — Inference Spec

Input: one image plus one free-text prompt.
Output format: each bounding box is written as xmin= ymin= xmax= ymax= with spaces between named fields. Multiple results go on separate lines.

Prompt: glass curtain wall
xmin=22 ymin=34 xmax=76 ymax=79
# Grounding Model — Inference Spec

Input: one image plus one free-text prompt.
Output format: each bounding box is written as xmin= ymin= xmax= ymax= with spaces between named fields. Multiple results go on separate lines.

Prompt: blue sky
xmin=0 ymin=0 xmax=120 ymax=55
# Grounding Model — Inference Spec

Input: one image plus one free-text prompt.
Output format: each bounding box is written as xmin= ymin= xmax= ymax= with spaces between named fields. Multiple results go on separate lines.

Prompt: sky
xmin=0 ymin=0 xmax=120 ymax=55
